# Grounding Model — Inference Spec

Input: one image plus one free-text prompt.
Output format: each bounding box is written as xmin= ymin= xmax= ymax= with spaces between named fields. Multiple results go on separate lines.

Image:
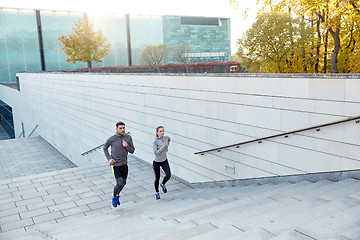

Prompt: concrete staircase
xmin=1 ymin=170 xmax=360 ymax=239
xmin=1 ymin=137 xmax=360 ymax=239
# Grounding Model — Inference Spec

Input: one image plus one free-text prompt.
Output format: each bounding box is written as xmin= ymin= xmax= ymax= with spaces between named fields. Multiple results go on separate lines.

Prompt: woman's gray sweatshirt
xmin=153 ymin=136 xmax=171 ymax=162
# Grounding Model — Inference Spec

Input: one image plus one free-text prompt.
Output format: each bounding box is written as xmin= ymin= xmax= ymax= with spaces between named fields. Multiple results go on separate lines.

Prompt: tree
xmin=239 ymin=12 xmax=299 ymax=73
xmin=172 ymin=43 xmax=191 ymax=73
xmin=58 ymin=17 xmax=111 ymax=72
xmin=139 ymin=44 xmax=169 ymax=72
xmin=254 ymin=0 xmax=360 ymax=73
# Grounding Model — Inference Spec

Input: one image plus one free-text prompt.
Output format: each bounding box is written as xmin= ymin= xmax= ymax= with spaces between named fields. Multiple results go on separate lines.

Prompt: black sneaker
xmin=160 ymin=183 xmax=167 ymax=193
xmin=155 ymin=192 xmax=160 ymax=200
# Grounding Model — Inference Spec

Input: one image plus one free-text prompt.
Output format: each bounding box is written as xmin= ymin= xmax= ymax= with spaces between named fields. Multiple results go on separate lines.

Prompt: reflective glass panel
xmin=41 ymin=10 xmax=86 ymax=71
xmin=90 ymin=13 xmax=128 ymax=68
xmin=129 ymin=15 xmax=163 ymax=65
xmin=0 ymin=8 xmax=41 ymax=82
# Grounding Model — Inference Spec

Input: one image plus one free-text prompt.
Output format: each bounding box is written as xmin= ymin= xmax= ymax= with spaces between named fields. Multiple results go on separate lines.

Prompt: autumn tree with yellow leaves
xmin=233 ymin=0 xmax=360 ymax=73
xmin=59 ymin=17 xmax=111 ymax=72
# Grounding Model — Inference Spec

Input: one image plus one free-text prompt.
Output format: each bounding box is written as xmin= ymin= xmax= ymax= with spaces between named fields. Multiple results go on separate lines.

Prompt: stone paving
xmin=0 ymin=137 xmax=188 ymax=234
xmin=0 ymin=137 xmax=76 ymax=180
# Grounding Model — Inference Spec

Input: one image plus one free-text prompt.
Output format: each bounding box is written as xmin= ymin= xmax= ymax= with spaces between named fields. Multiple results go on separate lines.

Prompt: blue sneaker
xmin=112 ymin=197 xmax=118 ymax=207
xmin=160 ymin=183 xmax=167 ymax=193
xmin=155 ymin=192 xmax=160 ymax=200
xmin=116 ymin=196 xmax=120 ymax=206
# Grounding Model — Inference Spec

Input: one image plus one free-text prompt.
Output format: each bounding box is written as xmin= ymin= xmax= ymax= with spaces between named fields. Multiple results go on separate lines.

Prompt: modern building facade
xmin=163 ymin=16 xmax=231 ymax=63
xmin=0 ymin=7 xmax=231 ymax=83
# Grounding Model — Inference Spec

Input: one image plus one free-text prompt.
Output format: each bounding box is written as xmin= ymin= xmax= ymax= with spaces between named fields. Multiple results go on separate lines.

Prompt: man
xmin=103 ymin=121 xmax=135 ymax=207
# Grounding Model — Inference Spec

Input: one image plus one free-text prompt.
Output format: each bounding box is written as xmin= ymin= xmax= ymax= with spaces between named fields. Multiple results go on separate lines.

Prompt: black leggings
xmin=112 ymin=165 xmax=128 ymax=197
xmin=114 ymin=178 xmax=126 ymax=197
xmin=153 ymin=160 xmax=171 ymax=192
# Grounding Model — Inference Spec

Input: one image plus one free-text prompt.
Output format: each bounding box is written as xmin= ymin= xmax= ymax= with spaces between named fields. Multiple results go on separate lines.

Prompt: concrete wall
xmin=1 ymin=73 xmax=360 ymax=183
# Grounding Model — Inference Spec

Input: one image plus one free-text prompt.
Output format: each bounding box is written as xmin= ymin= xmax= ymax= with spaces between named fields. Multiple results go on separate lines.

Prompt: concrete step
xmin=163 ymin=198 xmax=229 ymax=221
xmin=189 ymin=196 xmax=259 ymax=225
xmin=232 ymin=197 xmax=328 ymax=232
xmin=268 ymin=230 xmax=315 ymax=240
xmin=31 ymin=212 xmax=117 ymax=236
xmin=189 ymin=225 xmax=276 ymax=240
xmin=233 ymin=227 xmax=276 ymax=239
xmin=267 ymin=180 xmax=331 ymax=201
xmin=230 ymin=197 xmax=301 ymax=231
xmin=111 ymin=192 xmax=219 ymax=220
xmin=35 ymin=195 xmax=216 ymax=239
xmin=122 ymin=219 xmax=197 ymax=240
xmin=318 ymin=178 xmax=360 ymax=201
xmin=187 ymin=183 xmax=265 ymax=200
xmin=244 ymin=182 xmax=299 ymax=201
xmin=227 ymin=180 xmax=343 ymax=232
xmin=186 ymin=225 xmax=243 ymax=240
xmin=157 ymin=222 xmax=218 ymax=240
xmin=291 ymin=179 xmax=357 ymax=201
xmin=122 ymin=198 xmax=210 ymax=220
xmin=0 ymin=228 xmax=50 ymax=240
xmin=182 ymin=182 xmax=292 ymax=202
xmin=188 ymin=182 xmax=321 ymax=228
xmin=328 ymin=236 xmax=353 ymax=240
xmin=52 ymin=217 xmax=165 ymax=240
xmin=340 ymin=225 xmax=360 ymax=240
xmin=207 ymin=196 xmax=296 ymax=229
xmin=262 ymin=196 xmax=360 ymax=235
xmin=295 ymin=201 xmax=360 ymax=239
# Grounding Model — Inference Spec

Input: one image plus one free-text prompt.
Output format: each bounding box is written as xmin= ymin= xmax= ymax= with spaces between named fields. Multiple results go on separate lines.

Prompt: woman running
xmin=153 ymin=126 xmax=171 ymax=200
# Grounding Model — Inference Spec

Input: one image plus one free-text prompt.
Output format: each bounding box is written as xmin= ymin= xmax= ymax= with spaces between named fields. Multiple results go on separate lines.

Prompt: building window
xmin=180 ymin=17 xmax=219 ymax=26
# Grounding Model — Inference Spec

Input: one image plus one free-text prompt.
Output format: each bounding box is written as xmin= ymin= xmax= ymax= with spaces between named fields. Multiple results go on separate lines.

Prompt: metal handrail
xmin=194 ymin=115 xmax=360 ymax=155
xmin=81 ymin=143 xmax=104 ymax=156
xmin=28 ymin=124 xmax=38 ymax=137
xmin=81 ymin=132 xmax=131 ymax=156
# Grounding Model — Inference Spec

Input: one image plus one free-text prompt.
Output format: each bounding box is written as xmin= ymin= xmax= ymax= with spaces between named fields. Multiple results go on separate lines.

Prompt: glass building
xmin=0 ymin=7 xmax=231 ymax=83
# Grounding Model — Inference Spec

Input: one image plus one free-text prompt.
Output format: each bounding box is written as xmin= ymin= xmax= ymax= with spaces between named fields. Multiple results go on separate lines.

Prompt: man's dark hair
xmin=116 ymin=121 xmax=125 ymax=128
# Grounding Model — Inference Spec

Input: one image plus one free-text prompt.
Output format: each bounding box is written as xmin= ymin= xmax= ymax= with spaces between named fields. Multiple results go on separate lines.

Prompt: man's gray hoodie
xmin=103 ymin=133 xmax=135 ymax=166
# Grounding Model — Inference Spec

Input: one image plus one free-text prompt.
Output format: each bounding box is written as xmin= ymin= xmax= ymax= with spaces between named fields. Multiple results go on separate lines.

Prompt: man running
xmin=103 ymin=121 xmax=135 ymax=207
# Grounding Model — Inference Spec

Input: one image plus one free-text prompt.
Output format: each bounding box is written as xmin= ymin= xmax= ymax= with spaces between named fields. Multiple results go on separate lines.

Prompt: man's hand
xmin=122 ymin=140 xmax=128 ymax=147
xmin=108 ymin=159 xmax=115 ymax=165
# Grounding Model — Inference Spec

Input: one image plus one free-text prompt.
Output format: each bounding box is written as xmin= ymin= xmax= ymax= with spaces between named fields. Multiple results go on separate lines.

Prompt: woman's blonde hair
xmin=156 ymin=126 xmax=164 ymax=138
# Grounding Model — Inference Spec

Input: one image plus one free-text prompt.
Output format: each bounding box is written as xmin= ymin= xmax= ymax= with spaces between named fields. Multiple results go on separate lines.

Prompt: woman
xmin=153 ymin=126 xmax=171 ymax=200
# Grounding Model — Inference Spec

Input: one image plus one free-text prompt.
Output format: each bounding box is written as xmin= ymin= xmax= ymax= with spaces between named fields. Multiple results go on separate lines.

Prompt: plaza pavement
xmin=1 ymin=136 xmax=360 ymax=239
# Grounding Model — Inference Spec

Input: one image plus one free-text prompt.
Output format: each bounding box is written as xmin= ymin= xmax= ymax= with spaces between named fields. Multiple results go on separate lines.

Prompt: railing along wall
xmin=81 ymin=143 xmax=104 ymax=156
xmin=28 ymin=124 xmax=38 ymax=137
xmin=18 ymin=124 xmax=39 ymax=138
xmin=195 ymin=116 xmax=360 ymax=155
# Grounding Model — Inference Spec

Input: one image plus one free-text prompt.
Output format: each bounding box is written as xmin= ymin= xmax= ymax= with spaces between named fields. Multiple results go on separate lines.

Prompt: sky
xmin=1 ymin=0 xmax=260 ymax=54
